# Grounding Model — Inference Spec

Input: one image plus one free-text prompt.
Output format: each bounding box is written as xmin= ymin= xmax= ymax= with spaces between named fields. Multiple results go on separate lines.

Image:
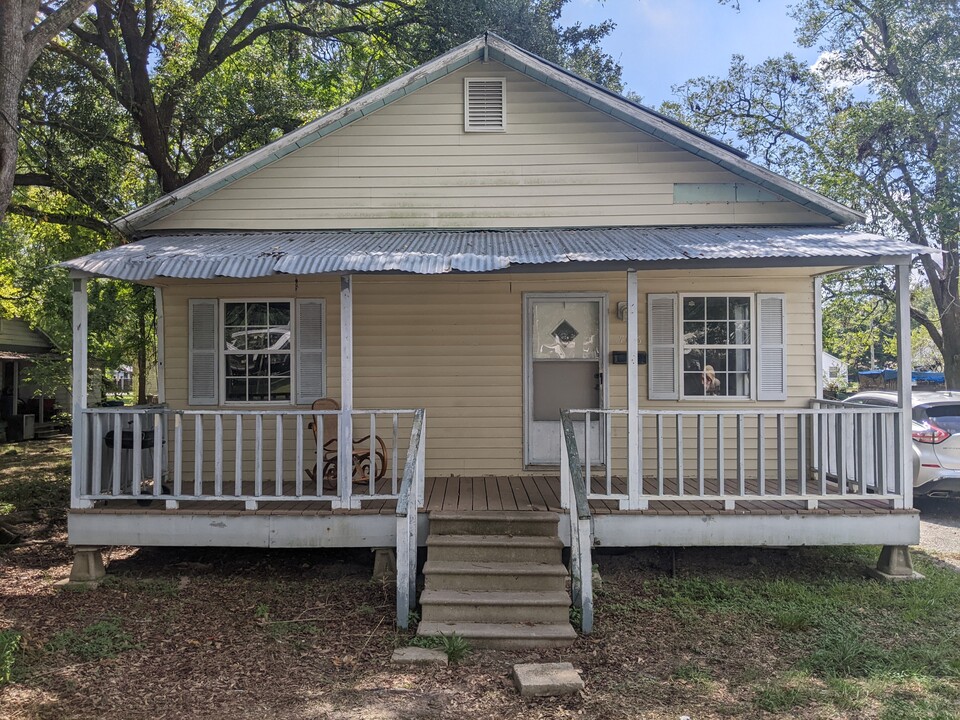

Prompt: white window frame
xmin=678 ymin=293 xmax=756 ymax=402
xmin=219 ymin=298 xmax=296 ymax=406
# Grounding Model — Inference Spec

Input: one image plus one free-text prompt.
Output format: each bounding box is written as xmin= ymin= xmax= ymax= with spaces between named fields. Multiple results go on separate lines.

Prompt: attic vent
xmin=464 ymin=78 xmax=506 ymax=132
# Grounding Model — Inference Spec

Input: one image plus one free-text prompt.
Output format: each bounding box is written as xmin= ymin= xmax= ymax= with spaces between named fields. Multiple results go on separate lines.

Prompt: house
xmin=822 ymin=351 xmax=848 ymax=386
xmin=62 ymin=34 xmax=922 ymax=639
xmin=0 ymin=318 xmax=68 ymax=440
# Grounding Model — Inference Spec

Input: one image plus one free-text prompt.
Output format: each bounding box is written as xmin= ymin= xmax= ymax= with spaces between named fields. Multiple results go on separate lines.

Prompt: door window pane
xmin=532 ymin=301 xmax=600 ymax=359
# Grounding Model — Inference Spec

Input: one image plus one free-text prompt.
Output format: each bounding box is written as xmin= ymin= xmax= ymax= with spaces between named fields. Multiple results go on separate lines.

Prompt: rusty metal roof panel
xmin=60 ymin=226 xmax=922 ymax=281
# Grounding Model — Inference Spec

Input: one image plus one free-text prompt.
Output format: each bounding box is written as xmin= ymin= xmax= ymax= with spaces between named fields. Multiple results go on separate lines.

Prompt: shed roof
xmin=62 ymin=226 xmax=920 ymax=281
xmin=115 ymin=33 xmax=864 ymax=232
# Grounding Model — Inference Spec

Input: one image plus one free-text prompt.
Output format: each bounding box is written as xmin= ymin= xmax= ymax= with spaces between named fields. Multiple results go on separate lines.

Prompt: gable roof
xmin=116 ymin=33 xmax=863 ymax=234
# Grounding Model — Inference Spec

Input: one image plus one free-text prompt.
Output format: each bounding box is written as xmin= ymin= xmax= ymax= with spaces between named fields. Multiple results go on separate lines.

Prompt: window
xmin=223 ymin=301 xmax=292 ymax=402
xmin=189 ymin=298 xmax=324 ymax=405
xmin=681 ymin=295 xmax=751 ymax=398
xmin=647 ymin=293 xmax=786 ymax=402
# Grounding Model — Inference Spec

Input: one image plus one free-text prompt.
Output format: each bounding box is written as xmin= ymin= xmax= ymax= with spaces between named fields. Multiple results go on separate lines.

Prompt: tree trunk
xmin=0 ymin=2 xmax=26 ymax=219
xmin=940 ymin=304 xmax=960 ymax=390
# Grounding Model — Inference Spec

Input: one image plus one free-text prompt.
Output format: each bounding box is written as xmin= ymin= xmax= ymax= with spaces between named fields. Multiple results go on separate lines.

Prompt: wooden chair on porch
xmin=304 ymin=398 xmax=387 ymax=490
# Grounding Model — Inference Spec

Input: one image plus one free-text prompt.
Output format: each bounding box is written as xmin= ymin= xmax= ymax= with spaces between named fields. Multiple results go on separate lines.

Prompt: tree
xmin=3 ymin=0 xmax=620 ymax=390
xmin=0 ymin=0 xmax=94 ymax=220
xmin=664 ymin=0 xmax=960 ymax=386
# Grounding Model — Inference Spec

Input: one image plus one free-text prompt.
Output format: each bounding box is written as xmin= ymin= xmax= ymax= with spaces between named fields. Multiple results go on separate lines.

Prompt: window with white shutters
xmin=646 ymin=293 xmax=787 ymax=402
xmin=464 ymin=78 xmax=506 ymax=131
xmin=188 ymin=298 xmax=325 ymax=405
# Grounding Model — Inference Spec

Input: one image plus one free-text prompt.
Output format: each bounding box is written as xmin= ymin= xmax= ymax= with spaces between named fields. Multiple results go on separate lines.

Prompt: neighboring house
xmin=112 ymin=365 xmax=133 ymax=393
xmin=0 ymin=318 xmax=67 ymax=440
xmin=62 ymin=34 xmax=922 ymax=633
xmin=822 ymin=352 xmax=848 ymax=385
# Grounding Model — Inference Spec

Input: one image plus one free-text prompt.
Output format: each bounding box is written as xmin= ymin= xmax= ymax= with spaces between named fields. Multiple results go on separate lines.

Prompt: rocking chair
xmin=304 ymin=398 xmax=387 ymax=490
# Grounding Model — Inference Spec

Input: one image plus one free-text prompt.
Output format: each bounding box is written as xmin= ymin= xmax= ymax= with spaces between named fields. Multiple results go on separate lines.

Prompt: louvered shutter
xmin=648 ymin=294 xmax=679 ymax=400
xmin=296 ymin=299 xmax=325 ymax=404
xmin=189 ymin=299 xmax=218 ymax=405
xmin=757 ymin=293 xmax=787 ymax=401
xmin=464 ymin=78 xmax=506 ymax=131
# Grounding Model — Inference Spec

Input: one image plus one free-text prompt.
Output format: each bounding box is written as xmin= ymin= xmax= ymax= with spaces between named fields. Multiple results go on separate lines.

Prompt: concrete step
xmin=428 ymin=510 xmax=559 ymax=538
xmin=426 ymin=534 xmax=563 ymax=564
xmin=422 ymin=560 xmax=568 ymax=592
xmin=417 ymin=621 xmax=576 ymax=649
xmin=420 ymin=589 xmax=571 ymax=624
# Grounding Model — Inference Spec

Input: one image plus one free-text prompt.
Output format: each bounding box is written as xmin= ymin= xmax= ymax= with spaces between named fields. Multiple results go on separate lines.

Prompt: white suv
xmin=844 ymin=390 xmax=960 ymax=498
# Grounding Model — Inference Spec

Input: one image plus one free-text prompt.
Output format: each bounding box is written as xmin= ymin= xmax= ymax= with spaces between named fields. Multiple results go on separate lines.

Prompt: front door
xmin=524 ymin=294 xmax=605 ymax=466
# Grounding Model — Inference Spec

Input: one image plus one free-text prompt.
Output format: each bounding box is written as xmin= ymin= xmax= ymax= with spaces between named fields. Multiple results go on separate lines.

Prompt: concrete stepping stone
xmin=512 ymin=662 xmax=583 ymax=697
xmin=391 ymin=647 xmax=448 ymax=666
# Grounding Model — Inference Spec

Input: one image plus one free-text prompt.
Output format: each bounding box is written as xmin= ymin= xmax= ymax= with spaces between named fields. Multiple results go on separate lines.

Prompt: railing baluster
xmin=174 ymin=413 xmax=183 ymax=498
xmin=757 ymin=413 xmax=765 ymax=496
xmin=837 ymin=413 xmax=846 ymax=495
xmin=215 ymin=413 xmax=225 ymax=494
xmin=316 ymin=411 xmax=324 ymax=496
xmin=637 ymin=412 xmax=644 ymax=500
xmin=717 ymin=414 xmax=724 ymax=498
xmin=91 ymin=414 xmax=102 ymax=496
xmin=392 ymin=412 xmax=399 ymax=494
xmin=697 ymin=414 xmax=704 ymax=496
xmin=233 ymin=414 xmax=241 ymax=497
xmin=799 ymin=414 xmax=807 ymax=496
xmin=255 ymin=414 xmax=263 ymax=498
xmin=295 ymin=415 xmax=304 ymax=497
xmin=656 ymin=414 xmax=664 ymax=496
xmin=153 ymin=412 xmax=163 ymax=496
xmin=275 ymin=415 xmax=283 ymax=496
xmin=676 ymin=414 xmax=684 ymax=496
xmin=777 ymin=413 xmax=786 ymax=496
xmin=112 ymin=413 xmax=122 ymax=496
xmin=737 ymin=414 xmax=745 ymax=496
xmin=584 ymin=412 xmax=592 ymax=492
xmin=893 ymin=413 xmax=903 ymax=499
xmin=194 ymin=414 xmax=203 ymax=495
xmin=605 ymin=412 xmax=612 ymax=496
xmin=369 ymin=413 xmax=376 ymax=494
xmin=819 ymin=411 xmax=828 ymax=495
xmin=132 ymin=413 xmax=142 ymax=497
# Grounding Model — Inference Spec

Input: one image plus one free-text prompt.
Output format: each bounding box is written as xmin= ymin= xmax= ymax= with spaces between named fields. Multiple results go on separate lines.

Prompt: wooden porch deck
xmin=75 ymin=475 xmax=904 ymax=517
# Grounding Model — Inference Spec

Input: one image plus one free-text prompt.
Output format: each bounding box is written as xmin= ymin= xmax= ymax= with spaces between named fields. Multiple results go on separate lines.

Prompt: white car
xmin=844 ymin=390 xmax=960 ymax=498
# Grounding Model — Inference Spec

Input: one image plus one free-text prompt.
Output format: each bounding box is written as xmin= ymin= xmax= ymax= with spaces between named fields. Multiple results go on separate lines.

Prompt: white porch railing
xmin=560 ymin=409 xmax=593 ymax=635
xmin=396 ymin=408 xmax=426 ymax=629
xmin=74 ymin=406 xmax=424 ymax=511
xmin=560 ymin=403 xmax=907 ymax=511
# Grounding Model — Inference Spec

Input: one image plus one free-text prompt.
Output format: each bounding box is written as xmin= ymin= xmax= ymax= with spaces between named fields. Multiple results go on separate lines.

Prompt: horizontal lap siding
xmin=145 ymin=62 xmax=833 ymax=232
xmin=160 ymin=271 xmax=816 ymax=476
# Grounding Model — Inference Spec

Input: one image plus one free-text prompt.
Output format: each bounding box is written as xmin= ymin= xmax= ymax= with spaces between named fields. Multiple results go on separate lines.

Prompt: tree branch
xmin=8 ymin=203 xmax=111 ymax=233
xmin=25 ymin=0 xmax=95 ymax=67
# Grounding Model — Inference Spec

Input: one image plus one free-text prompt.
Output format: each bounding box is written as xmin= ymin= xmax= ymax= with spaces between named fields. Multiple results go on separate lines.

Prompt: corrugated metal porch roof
xmin=61 ymin=226 xmax=920 ymax=281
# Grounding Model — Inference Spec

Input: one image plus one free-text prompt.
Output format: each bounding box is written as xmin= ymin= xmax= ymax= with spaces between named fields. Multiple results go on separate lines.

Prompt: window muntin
xmin=681 ymin=295 xmax=752 ymax=398
xmin=223 ymin=301 xmax=292 ymax=402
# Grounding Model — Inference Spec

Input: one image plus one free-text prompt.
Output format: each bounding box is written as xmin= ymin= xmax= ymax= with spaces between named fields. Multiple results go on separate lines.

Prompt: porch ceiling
xmin=60 ymin=226 xmax=920 ymax=281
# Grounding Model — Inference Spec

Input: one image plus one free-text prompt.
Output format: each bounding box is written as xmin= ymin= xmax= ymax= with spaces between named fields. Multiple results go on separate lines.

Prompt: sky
xmin=559 ymin=0 xmax=820 ymax=106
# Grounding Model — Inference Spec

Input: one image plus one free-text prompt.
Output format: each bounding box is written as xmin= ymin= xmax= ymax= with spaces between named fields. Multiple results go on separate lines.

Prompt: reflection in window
xmin=682 ymin=296 xmax=751 ymax=398
xmin=224 ymin=301 xmax=292 ymax=402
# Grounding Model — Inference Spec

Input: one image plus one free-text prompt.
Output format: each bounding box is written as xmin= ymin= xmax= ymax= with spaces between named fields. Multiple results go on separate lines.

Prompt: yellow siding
xmin=144 ymin=61 xmax=833 ymax=232
xmin=159 ymin=270 xmax=818 ymax=477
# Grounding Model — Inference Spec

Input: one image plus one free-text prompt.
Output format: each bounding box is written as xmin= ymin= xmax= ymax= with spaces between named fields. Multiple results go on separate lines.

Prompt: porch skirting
xmin=68 ymin=475 xmax=919 ymax=549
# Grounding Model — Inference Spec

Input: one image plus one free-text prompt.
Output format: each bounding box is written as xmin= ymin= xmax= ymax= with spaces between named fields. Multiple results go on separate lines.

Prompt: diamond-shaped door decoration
xmin=552 ymin=319 xmax=579 ymax=344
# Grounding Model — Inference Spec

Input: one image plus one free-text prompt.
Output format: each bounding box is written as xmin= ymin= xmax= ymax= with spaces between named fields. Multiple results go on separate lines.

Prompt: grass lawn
xmin=1 ymin=438 xmax=959 ymax=719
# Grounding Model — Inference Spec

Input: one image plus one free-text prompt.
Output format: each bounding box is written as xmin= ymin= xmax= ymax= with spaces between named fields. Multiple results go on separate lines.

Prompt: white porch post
xmin=814 ymin=276 xmax=824 ymax=400
xmin=895 ymin=261 xmax=912 ymax=510
xmin=626 ymin=269 xmax=644 ymax=509
xmin=339 ymin=274 xmax=354 ymax=509
xmin=71 ymin=276 xmax=92 ymax=509
xmin=154 ymin=287 xmax=166 ymax=404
